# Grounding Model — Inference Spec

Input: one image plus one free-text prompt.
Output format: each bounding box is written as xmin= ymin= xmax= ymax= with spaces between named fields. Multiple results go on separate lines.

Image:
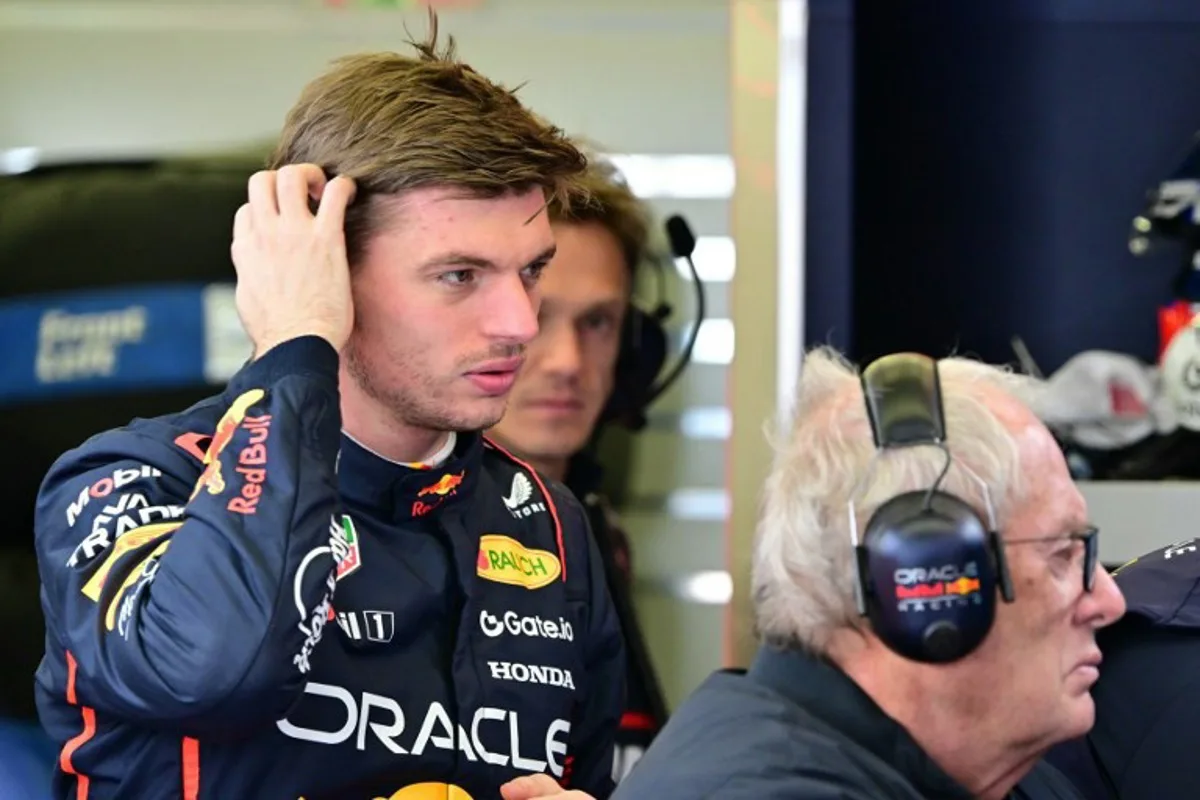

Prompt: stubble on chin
xmin=345 ymin=339 xmax=513 ymax=433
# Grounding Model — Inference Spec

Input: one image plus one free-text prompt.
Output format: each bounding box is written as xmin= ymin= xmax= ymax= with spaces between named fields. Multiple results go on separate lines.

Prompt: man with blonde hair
xmin=33 ymin=17 xmax=623 ymax=800
xmin=612 ymin=347 xmax=1126 ymax=799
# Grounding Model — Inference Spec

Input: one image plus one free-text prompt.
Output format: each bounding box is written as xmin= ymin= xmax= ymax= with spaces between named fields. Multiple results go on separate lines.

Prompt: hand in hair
xmin=231 ymin=163 xmax=357 ymax=358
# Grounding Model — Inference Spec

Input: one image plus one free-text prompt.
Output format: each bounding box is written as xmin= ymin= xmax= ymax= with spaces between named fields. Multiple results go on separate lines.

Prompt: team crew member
xmin=488 ymin=154 xmax=672 ymax=783
xmin=1046 ymin=539 xmax=1200 ymax=799
xmin=33 ymin=21 xmax=623 ymax=800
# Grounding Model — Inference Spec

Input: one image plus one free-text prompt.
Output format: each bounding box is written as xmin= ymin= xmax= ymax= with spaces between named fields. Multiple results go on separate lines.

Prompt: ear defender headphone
xmin=603 ymin=214 xmax=706 ymax=431
xmin=850 ymin=352 xmax=1016 ymax=664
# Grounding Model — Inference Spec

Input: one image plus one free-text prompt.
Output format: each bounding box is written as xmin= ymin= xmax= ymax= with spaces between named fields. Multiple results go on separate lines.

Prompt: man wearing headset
xmin=1043 ymin=538 xmax=1200 ymax=800
xmin=488 ymin=155 xmax=672 ymax=784
xmin=610 ymin=347 xmax=1126 ymax=799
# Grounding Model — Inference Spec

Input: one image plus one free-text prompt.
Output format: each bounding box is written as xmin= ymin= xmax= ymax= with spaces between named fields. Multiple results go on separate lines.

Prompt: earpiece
xmin=851 ymin=353 xmax=1014 ymax=664
xmin=602 ymin=214 xmax=705 ymax=432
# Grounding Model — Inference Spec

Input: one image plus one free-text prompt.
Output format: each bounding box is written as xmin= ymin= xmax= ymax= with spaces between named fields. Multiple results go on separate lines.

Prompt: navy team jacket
xmin=32 ymin=336 xmax=625 ymax=800
xmin=1045 ymin=538 xmax=1200 ymax=800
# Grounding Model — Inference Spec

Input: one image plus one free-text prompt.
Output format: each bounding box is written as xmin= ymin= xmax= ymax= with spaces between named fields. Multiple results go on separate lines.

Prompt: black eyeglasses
xmin=1003 ymin=526 xmax=1100 ymax=592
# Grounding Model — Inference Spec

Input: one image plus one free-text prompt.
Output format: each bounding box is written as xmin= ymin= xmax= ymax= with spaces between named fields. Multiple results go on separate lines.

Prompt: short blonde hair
xmin=548 ymin=152 xmax=652 ymax=277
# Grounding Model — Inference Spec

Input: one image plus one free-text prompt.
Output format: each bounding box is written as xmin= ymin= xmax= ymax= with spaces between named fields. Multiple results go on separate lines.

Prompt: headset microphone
xmin=604 ymin=213 xmax=707 ymax=431
xmin=666 ymin=214 xmax=696 ymax=259
xmin=643 ymin=215 xmax=705 ymax=409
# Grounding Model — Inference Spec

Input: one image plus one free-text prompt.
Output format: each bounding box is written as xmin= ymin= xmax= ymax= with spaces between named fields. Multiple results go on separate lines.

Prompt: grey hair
xmin=751 ymin=346 xmax=1047 ymax=654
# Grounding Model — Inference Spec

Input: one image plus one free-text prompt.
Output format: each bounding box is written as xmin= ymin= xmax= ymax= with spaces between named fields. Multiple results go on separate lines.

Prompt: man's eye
xmin=439 ymin=270 xmax=474 ymax=286
xmin=521 ymin=262 xmax=547 ymax=283
xmin=583 ymin=313 xmax=617 ymax=332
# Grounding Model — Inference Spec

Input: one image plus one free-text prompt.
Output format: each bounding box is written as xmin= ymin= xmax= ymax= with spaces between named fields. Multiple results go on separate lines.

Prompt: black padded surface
xmin=0 ymin=155 xmax=260 ymax=719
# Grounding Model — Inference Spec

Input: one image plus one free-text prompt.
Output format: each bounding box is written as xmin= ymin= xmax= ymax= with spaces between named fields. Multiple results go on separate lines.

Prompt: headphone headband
xmin=861 ymin=353 xmax=946 ymax=449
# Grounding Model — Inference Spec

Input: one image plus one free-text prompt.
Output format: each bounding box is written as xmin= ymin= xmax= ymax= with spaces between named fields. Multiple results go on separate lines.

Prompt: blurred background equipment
xmin=0 ymin=153 xmax=258 ymax=724
xmin=1103 ymin=319 xmax=1200 ymax=481
xmin=1058 ymin=128 xmax=1200 ymax=482
xmin=1015 ymin=341 xmax=1171 ymax=482
xmin=1129 ymin=130 xmax=1200 ymax=358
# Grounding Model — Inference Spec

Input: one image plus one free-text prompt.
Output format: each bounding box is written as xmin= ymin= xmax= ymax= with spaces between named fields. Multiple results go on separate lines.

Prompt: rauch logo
xmin=476 ymin=534 xmax=561 ymax=590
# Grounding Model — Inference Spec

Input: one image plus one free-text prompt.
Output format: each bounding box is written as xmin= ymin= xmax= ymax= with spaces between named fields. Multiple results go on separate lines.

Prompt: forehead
xmin=371 ymin=186 xmax=554 ymax=263
xmin=541 ymin=221 xmax=631 ymax=302
xmin=1004 ymin=404 xmax=1087 ymax=536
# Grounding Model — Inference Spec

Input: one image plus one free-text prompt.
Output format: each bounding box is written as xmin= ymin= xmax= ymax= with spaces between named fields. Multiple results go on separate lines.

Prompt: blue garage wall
xmin=804 ymin=0 xmax=1200 ymax=371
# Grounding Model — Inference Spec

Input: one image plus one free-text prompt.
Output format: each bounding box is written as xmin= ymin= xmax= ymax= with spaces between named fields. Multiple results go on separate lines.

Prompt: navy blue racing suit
xmin=33 ymin=336 xmax=624 ymax=800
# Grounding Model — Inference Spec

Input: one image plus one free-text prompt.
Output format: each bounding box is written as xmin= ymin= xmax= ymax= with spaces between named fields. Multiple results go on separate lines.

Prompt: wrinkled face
xmin=951 ymin=398 xmax=1126 ymax=750
xmin=344 ymin=186 xmax=555 ymax=432
xmin=490 ymin=221 xmax=630 ymax=463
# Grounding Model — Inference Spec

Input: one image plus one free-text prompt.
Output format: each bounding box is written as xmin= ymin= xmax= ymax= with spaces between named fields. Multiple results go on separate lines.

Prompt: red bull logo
xmin=191 ymin=389 xmax=265 ymax=500
xmin=417 ymin=472 xmax=464 ymax=497
xmin=944 ymin=576 xmax=980 ymax=596
xmin=894 ymin=576 xmax=981 ymax=600
xmin=412 ymin=471 xmax=465 ymax=517
xmin=226 ymin=413 xmax=271 ymax=515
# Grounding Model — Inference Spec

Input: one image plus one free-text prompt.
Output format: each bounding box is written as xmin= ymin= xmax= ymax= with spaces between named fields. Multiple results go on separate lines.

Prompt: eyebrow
xmin=421 ymin=244 xmax=557 ymax=272
xmin=542 ymin=296 xmax=627 ymax=315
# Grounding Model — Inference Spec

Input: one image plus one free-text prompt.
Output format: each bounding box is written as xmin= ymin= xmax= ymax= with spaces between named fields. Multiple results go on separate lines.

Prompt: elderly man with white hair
xmin=611 ymin=347 xmax=1126 ymax=800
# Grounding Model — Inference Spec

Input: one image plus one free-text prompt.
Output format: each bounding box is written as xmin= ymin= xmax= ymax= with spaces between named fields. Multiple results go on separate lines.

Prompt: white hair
xmin=751 ymin=346 xmax=1047 ymax=654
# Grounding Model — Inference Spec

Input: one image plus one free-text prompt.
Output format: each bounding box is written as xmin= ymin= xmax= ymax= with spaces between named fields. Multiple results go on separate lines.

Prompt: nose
xmin=1079 ymin=565 xmax=1126 ymax=629
xmin=536 ymin=319 xmax=583 ymax=379
xmin=484 ymin=272 xmax=540 ymax=346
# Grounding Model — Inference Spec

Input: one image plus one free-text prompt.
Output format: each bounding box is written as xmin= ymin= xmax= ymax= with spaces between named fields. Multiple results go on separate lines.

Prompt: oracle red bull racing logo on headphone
xmin=892 ymin=563 xmax=982 ymax=612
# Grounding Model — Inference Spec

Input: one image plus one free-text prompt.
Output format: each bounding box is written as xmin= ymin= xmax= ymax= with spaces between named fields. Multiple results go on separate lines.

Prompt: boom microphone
xmin=644 ymin=215 xmax=706 ymax=408
xmin=666 ymin=214 xmax=697 ymax=259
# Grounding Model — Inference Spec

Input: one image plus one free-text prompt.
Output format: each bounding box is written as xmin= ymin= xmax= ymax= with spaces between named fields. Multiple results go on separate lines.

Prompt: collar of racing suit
xmin=749 ymin=645 xmax=975 ymax=799
xmin=336 ymin=430 xmax=484 ymax=523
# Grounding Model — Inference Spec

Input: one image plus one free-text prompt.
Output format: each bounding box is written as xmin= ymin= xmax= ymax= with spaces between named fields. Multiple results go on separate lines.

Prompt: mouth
xmin=526 ymin=397 xmax=585 ymax=413
xmin=464 ymin=357 xmax=524 ymax=397
xmin=1071 ymin=651 xmax=1103 ymax=680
